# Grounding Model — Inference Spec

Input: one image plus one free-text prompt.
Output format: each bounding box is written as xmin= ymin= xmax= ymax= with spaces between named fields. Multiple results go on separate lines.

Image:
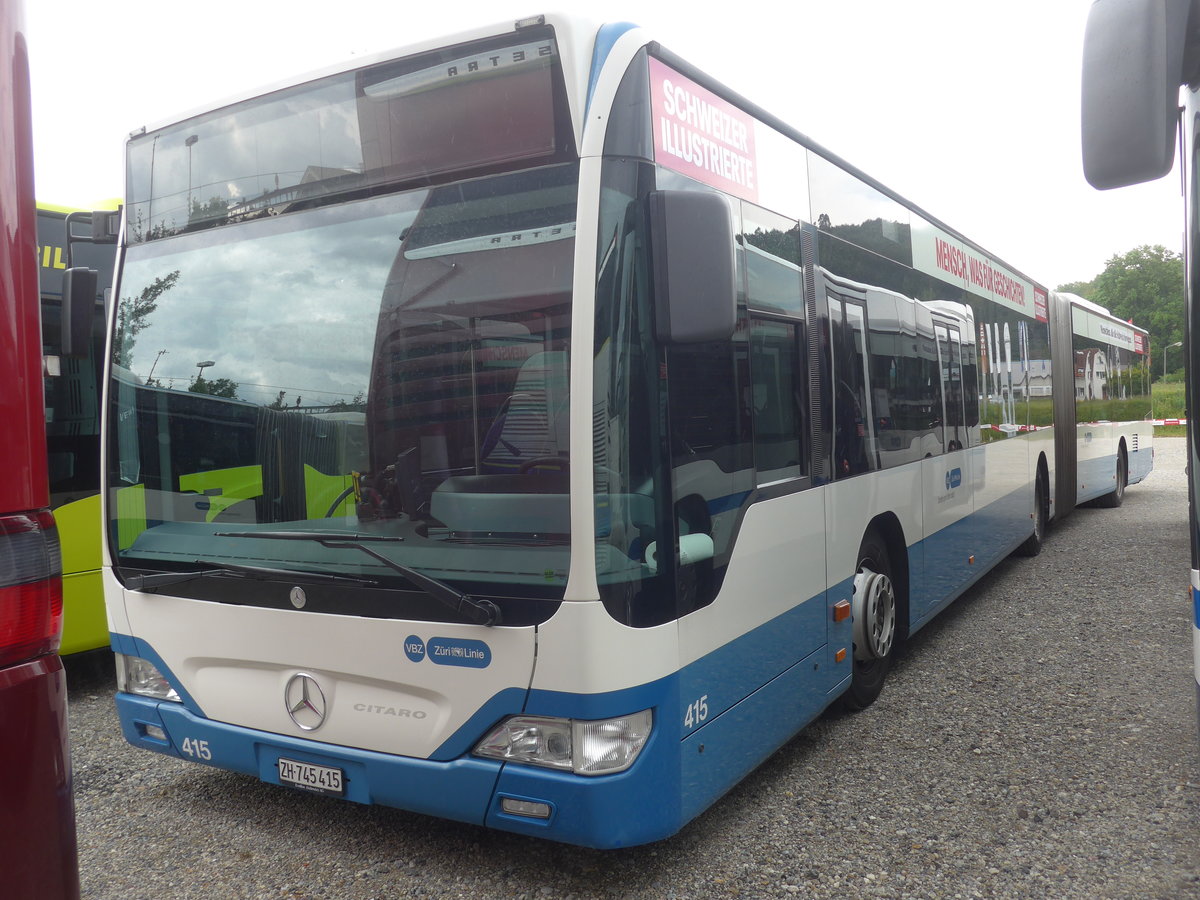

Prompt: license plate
xmin=277 ymin=757 xmax=344 ymax=797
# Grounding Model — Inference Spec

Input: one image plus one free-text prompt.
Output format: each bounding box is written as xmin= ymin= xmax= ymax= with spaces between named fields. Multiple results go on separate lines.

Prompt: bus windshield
xmin=108 ymin=163 xmax=578 ymax=617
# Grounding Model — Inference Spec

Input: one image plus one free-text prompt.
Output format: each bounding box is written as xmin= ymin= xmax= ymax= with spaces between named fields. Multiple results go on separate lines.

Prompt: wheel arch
xmin=1036 ymin=451 xmax=1050 ymax=520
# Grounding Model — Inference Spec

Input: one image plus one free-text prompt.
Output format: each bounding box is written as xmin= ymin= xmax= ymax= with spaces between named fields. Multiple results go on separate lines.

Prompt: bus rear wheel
xmin=1096 ymin=447 xmax=1127 ymax=509
xmin=1016 ymin=471 xmax=1047 ymax=557
xmin=842 ymin=531 xmax=896 ymax=711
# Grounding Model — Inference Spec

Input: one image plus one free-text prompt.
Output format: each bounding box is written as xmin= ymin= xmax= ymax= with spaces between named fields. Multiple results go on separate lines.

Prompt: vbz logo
xmin=404 ymin=635 xmax=426 ymax=663
xmin=945 ymin=467 xmax=962 ymax=491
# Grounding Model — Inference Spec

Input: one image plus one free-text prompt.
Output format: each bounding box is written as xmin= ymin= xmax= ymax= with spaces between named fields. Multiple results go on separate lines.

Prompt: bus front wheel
xmin=842 ymin=530 xmax=896 ymax=711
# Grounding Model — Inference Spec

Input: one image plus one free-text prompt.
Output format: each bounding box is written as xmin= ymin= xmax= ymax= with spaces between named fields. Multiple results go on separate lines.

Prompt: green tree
xmin=1055 ymin=278 xmax=1096 ymax=298
xmin=1088 ymin=244 xmax=1184 ymax=362
xmin=188 ymin=196 xmax=230 ymax=228
xmin=113 ymin=271 xmax=180 ymax=367
xmin=189 ymin=376 xmax=239 ymax=399
xmin=823 ymin=217 xmax=912 ymax=264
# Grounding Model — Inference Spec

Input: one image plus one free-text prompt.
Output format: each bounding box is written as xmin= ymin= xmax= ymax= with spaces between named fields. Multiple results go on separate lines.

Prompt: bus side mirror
xmin=1081 ymin=0 xmax=1197 ymax=189
xmin=647 ymin=190 xmax=736 ymax=344
xmin=61 ymin=267 xmax=97 ymax=358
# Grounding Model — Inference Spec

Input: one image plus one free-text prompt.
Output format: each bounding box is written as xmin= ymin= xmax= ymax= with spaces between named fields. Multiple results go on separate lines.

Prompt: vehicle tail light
xmin=0 ymin=509 xmax=63 ymax=668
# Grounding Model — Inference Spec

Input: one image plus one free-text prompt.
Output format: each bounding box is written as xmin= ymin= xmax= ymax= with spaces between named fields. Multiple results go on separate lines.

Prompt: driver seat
xmin=480 ymin=350 xmax=569 ymax=473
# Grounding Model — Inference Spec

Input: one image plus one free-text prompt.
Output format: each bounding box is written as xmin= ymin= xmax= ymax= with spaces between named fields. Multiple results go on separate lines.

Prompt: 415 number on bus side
xmin=684 ymin=694 xmax=708 ymax=730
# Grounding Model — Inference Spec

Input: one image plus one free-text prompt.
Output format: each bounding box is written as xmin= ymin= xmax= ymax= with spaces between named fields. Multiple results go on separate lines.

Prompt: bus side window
xmin=667 ymin=339 xmax=751 ymax=471
xmin=914 ymin=306 xmax=943 ymax=454
xmin=748 ymin=319 xmax=804 ymax=483
xmin=740 ymin=203 xmax=807 ymax=485
xmin=961 ymin=333 xmax=980 ymax=444
xmin=830 ymin=297 xmax=876 ymax=477
xmin=666 ymin=331 xmax=753 ymax=613
xmin=937 ymin=322 xmax=966 ymax=451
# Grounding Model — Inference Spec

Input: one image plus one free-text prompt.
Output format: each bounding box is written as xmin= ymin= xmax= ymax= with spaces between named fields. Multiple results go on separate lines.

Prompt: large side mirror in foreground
xmin=60 ymin=267 xmax=97 ymax=358
xmin=647 ymin=190 xmax=737 ymax=344
xmin=1082 ymin=0 xmax=1199 ymax=189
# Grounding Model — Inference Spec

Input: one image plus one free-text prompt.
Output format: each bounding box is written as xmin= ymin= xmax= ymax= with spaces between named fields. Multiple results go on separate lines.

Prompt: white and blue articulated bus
xmin=1080 ymin=0 xmax=1198 ymax=728
xmin=97 ymin=14 xmax=1152 ymax=848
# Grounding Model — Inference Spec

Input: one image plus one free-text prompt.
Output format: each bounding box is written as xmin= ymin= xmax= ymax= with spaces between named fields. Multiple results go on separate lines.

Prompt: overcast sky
xmin=26 ymin=0 xmax=1183 ymax=290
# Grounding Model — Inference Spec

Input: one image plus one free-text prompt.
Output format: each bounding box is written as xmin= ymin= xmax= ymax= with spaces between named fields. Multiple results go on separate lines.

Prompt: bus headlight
xmin=116 ymin=653 xmax=181 ymax=702
xmin=474 ymin=709 xmax=652 ymax=775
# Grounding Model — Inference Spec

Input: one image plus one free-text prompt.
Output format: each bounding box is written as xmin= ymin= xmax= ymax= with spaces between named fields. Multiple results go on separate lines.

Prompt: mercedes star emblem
xmin=284 ymin=672 xmax=327 ymax=731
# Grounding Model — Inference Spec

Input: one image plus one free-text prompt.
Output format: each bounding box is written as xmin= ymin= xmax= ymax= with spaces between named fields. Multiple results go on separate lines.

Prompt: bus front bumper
xmin=114 ymin=692 xmax=682 ymax=848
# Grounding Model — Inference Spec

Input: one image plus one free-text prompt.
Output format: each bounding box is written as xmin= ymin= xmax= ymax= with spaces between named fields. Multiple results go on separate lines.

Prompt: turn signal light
xmin=832 ymin=600 xmax=851 ymax=622
xmin=500 ymin=797 xmax=551 ymax=819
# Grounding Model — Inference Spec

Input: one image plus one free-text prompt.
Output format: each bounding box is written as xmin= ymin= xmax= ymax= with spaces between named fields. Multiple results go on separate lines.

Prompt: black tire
xmin=841 ymin=530 xmax=897 ymax=711
xmin=1096 ymin=447 xmax=1127 ymax=509
xmin=1016 ymin=471 xmax=1047 ymax=557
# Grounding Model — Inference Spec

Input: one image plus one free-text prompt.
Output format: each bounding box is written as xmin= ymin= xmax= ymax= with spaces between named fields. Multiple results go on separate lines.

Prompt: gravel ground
xmin=66 ymin=438 xmax=1200 ymax=900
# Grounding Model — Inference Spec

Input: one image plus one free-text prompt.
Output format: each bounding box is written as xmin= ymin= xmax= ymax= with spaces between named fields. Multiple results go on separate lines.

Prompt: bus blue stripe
xmin=585 ymin=22 xmax=639 ymax=116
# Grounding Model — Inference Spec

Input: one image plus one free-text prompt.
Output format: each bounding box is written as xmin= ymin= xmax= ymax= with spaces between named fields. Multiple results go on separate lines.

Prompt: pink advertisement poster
xmin=649 ymin=57 xmax=759 ymax=204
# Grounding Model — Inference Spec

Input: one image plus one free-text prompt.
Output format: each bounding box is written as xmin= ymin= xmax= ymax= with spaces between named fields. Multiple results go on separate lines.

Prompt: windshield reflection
xmin=110 ymin=165 xmax=578 ymax=606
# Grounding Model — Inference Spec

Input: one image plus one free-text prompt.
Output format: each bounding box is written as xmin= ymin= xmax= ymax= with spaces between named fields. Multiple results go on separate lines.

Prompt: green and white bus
xmin=38 ymin=203 xmax=115 ymax=655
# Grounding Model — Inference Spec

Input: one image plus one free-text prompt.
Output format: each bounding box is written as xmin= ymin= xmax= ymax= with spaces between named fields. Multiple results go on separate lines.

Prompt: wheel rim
xmin=853 ymin=565 xmax=896 ymax=661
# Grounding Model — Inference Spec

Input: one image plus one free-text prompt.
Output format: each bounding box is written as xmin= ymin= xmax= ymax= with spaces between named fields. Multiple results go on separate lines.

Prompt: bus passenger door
xmin=674 ymin=208 xmax=830 ymax=729
xmin=918 ymin=319 xmax=972 ymax=619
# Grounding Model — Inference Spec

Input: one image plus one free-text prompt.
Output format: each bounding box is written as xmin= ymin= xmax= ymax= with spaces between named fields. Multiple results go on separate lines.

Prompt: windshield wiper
xmin=215 ymin=530 xmax=502 ymax=626
xmin=123 ymin=560 xmax=380 ymax=592
xmin=213 ymin=530 xmax=404 ymax=543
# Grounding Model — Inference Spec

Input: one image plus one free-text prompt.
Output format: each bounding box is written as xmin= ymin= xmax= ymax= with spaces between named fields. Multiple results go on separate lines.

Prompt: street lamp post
xmin=146 ymin=349 xmax=167 ymax=385
xmin=185 ymin=134 xmax=198 ymax=218
xmin=1164 ymin=341 xmax=1182 ymax=378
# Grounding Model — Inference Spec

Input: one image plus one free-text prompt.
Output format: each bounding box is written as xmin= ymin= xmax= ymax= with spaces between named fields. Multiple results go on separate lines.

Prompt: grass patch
xmin=1155 ymin=424 xmax=1187 ymax=437
xmin=999 ymin=382 xmax=1182 ymax=431
xmin=1152 ymin=380 xmax=1187 ymax=420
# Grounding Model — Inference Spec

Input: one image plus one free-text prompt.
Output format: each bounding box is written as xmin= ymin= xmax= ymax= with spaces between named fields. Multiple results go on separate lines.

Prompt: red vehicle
xmin=0 ymin=3 xmax=81 ymax=897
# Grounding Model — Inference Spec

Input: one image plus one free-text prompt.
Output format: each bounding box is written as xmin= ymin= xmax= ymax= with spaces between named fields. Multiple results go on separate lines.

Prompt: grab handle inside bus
xmin=647 ymin=189 xmax=737 ymax=344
